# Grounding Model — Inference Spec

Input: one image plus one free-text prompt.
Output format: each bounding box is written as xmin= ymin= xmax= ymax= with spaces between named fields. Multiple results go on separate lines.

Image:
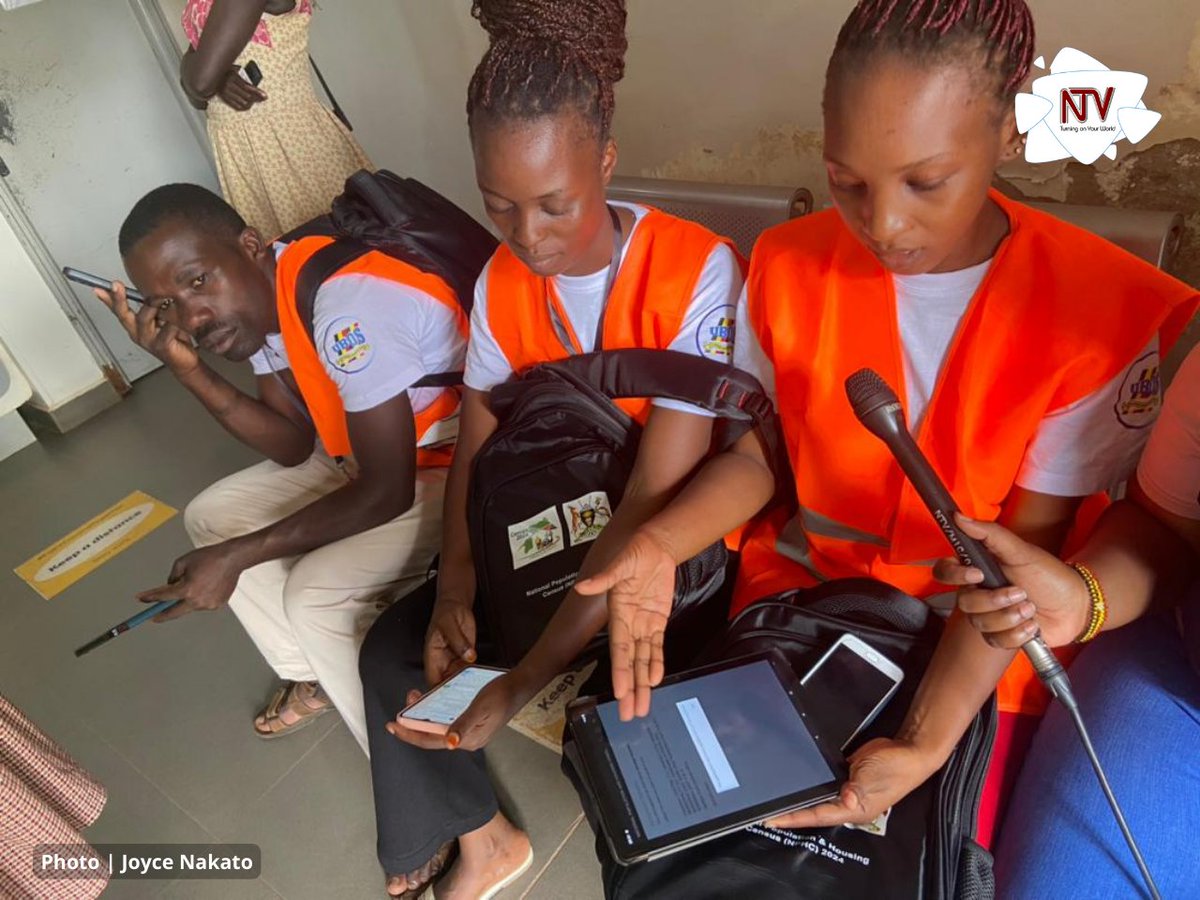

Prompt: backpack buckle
xmin=718 ymin=381 xmax=773 ymax=419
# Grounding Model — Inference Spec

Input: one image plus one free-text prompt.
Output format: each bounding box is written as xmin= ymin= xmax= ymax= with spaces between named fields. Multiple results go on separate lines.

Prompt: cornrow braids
xmin=467 ymin=0 xmax=628 ymax=141
xmin=830 ymin=0 xmax=1035 ymax=100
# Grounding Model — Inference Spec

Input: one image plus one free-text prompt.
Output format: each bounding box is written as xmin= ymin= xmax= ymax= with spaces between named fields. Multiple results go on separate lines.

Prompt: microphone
xmin=844 ymin=369 xmax=1161 ymax=900
xmin=843 ymin=368 xmax=1072 ymax=703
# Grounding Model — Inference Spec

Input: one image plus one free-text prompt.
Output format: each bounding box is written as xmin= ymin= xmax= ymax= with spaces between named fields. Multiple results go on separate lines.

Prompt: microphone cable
xmin=1056 ymin=682 xmax=1161 ymax=900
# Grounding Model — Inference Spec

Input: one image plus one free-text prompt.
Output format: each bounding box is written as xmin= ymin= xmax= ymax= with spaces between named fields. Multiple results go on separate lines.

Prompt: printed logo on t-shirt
xmin=1114 ymin=351 xmax=1161 ymax=429
xmin=696 ymin=303 xmax=735 ymax=362
xmin=562 ymin=491 xmax=612 ymax=547
xmin=507 ymin=506 xmax=565 ymax=570
xmin=323 ymin=317 xmax=372 ymax=374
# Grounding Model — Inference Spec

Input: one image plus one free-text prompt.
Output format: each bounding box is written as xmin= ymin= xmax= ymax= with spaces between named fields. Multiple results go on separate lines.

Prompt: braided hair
xmin=467 ymin=0 xmax=628 ymax=142
xmin=829 ymin=0 xmax=1035 ymax=102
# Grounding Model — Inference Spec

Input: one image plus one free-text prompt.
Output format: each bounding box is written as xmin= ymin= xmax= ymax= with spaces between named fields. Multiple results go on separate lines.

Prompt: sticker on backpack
xmin=562 ymin=491 xmax=613 ymax=547
xmin=508 ymin=506 xmax=565 ymax=570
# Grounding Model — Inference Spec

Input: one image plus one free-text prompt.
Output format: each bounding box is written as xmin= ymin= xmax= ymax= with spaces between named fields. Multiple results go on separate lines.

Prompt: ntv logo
xmin=1016 ymin=48 xmax=1162 ymax=165
xmin=1060 ymin=87 xmax=1115 ymax=125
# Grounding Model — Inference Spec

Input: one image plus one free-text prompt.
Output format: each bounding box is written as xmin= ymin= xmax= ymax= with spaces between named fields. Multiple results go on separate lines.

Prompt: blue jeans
xmin=995 ymin=613 xmax=1200 ymax=899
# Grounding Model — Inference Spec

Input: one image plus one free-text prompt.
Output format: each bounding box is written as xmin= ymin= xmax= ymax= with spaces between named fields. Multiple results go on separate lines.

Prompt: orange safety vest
xmin=735 ymin=189 xmax=1199 ymax=715
xmin=275 ymin=236 xmax=468 ymax=468
xmin=485 ymin=207 xmax=743 ymax=425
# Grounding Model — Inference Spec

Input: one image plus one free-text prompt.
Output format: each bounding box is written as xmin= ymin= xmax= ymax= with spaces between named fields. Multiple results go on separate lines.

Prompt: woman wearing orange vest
xmin=578 ymin=0 xmax=1199 ymax=852
xmin=356 ymin=1 xmax=773 ymax=896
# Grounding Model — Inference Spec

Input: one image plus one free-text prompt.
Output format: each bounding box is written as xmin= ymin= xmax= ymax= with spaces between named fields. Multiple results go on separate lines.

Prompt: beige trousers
xmin=184 ymin=452 xmax=446 ymax=755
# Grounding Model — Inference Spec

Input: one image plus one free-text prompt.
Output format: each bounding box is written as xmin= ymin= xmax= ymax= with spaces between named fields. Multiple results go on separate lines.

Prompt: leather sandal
xmin=253 ymin=680 xmax=332 ymax=740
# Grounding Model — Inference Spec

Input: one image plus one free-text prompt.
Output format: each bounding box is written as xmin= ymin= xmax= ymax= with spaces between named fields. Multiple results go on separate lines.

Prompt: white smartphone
xmin=800 ymin=634 xmax=904 ymax=750
xmin=398 ymin=665 xmax=508 ymax=735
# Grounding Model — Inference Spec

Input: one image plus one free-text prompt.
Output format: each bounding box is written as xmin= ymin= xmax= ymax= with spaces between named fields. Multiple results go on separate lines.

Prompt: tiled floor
xmin=0 ymin=363 xmax=602 ymax=899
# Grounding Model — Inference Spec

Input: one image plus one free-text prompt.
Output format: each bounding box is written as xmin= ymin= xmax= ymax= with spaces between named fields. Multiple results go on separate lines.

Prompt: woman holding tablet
xmin=578 ymin=0 xmax=1198 ymax=851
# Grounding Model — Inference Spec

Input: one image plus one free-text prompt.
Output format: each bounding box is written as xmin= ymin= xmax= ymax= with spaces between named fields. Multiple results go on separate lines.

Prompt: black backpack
xmin=565 ymin=579 xmax=997 ymax=900
xmin=280 ymin=169 xmax=497 ymax=387
xmin=468 ymin=348 xmax=781 ymax=667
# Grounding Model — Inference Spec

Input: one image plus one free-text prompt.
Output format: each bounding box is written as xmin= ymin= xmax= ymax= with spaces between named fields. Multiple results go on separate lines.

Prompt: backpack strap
xmin=293 ymin=238 xmax=465 ymax=389
xmin=540 ymin=349 xmax=774 ymax=423
xmin=536 ymin=348 xmax=791 ymax=502
xmin=294 ymin=239 xmax=371 ymax=341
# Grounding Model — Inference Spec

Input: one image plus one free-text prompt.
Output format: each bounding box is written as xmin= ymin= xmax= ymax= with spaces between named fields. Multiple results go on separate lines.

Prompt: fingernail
xmin=1008 ymin=589 xmax=1027 ymax=604
xmin=1017 ymin=601 xmax=1035 ymax=619
xmin=463 ymin=649 xmax=477 ymax=663
xmin=446 ymin=732 xmax=460 ymax=749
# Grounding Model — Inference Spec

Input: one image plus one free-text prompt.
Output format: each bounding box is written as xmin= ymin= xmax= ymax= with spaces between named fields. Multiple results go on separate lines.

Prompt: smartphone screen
xmin=800 ymin=639 xmax=902 ymax=750
xmin=401 ymin=666 xmax=506 ymax=727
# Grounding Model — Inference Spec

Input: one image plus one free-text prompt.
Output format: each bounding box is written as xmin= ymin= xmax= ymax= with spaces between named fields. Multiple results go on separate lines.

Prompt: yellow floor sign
xmin=15 ymin=491 xmax=177 ymax=600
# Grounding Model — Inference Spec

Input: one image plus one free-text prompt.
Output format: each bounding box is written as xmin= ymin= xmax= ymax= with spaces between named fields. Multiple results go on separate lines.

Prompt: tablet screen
xmin=595 ymin=658 xmax=836 ymax=841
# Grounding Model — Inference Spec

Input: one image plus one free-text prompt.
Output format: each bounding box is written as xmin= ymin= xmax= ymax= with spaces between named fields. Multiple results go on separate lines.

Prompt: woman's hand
xmin=575 ymin=527 xmax=678 ymax=721
xmin=423 ymin=597 xmax=477 ymax=687
xmin=933 ymin=514 xmax=1091 ymax=649
xmin=384 ymin=672 xmax=528 ymax=752
xmin=764 ymin=736 xmax=939 ymax=830
xmin=216 ymin=68 xmax=267 ymax=111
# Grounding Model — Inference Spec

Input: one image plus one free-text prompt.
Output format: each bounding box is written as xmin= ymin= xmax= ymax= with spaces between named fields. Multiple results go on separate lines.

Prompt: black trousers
xmin=360 ymin=558 xmax=735 ymax=875
xmin=358 ymin=580 xmax=499 ymax=875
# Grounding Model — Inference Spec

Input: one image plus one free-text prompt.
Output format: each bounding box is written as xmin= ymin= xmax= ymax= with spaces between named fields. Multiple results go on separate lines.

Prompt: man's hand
xmin=424 ymin=597 xmax=477 ymax=687
xmin=217 ymin=68 xmax=267 ymax=111
xmin=138 ymin=543 xmax=252 ymax=622
xmin=933 ymin=514 xmax=1090 ymax=649
xmin=764 ymin=737 xmax=938 ymax=830
xmin=575 ymin=528 xmax=678 ymax=722
xmin=94 ymin=283 xmax=199 ymax=377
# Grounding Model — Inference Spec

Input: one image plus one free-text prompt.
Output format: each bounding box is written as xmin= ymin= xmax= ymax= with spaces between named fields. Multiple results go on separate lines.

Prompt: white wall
xmin=0 ymin=213 xmax=106 ymax=409
xmin=155 ymin=0 xmax=1200 ymax=215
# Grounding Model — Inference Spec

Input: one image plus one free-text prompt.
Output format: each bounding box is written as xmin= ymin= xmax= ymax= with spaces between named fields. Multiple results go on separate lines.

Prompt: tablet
xmin=566 ymin=650 xmax=846 ymax=865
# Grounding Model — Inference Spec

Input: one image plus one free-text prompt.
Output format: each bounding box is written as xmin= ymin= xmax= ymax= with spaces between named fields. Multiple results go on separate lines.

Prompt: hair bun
xmin=472 ymin=0 xmax=627 ymax=86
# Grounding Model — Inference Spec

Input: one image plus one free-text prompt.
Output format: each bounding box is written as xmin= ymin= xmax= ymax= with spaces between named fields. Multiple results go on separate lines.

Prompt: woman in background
xmin=179 ymin=0 xmax=372 ymax=236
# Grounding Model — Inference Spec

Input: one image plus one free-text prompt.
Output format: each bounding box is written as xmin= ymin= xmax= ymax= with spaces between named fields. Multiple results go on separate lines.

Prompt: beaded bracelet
xmin=1070 ymin=562 xmax=1107 ymax=643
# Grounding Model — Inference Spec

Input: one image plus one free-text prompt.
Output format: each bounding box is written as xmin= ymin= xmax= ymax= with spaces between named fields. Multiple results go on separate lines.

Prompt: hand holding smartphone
xmin=242 ymin=61 xmax=264 ymax=87
xmin=398 ymin=665 xmax=508 ymax=735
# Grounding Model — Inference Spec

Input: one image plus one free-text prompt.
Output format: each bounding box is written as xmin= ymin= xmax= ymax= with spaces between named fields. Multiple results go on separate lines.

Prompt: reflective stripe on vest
xmin=275 ymin=236 xmax=468 ymax=467
xmin=485 ymin=207 xmax=744 ymax=425
xmin=736 ymin=188 xmax=1200 ymax=715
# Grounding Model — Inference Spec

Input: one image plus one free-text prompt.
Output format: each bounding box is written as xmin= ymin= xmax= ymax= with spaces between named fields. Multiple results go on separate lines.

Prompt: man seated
xmin=97 ymin=184 xmax=466 ymax=753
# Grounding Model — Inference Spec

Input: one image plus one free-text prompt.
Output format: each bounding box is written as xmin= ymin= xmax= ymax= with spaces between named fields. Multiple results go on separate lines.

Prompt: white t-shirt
xmin=464 ymin=202 xmax=743 ymax=417
xmin=1138 ymin=343 xmax=1200 ymax=520
xmin=249 ymin=243 xmax=466 ymax=440
xmin=734 ymin=262 xmax=1161 ymax=497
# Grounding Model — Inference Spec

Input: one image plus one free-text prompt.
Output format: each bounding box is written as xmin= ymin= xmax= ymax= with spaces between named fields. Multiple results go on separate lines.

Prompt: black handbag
xmin=564 ymin=578 xmax=997 ymax=899
xmin=468 ymin=348 xmax=779 ymax=667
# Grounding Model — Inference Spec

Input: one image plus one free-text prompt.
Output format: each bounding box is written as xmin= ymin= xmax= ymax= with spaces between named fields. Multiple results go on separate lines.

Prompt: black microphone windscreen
xmin=845 ymin=368 xmax=899 ymax=420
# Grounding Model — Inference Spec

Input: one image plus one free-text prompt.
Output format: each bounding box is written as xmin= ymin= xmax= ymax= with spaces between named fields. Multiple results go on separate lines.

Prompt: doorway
xmin=0 ymin=0 xmax=218 ymax=383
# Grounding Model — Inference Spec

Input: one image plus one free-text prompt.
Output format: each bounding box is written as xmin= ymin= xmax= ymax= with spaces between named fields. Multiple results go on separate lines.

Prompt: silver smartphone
xmin=800 ymin=633 xmax=904 ymax=750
